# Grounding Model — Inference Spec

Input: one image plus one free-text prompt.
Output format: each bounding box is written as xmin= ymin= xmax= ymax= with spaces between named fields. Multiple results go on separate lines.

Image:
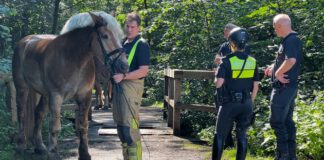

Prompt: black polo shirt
xmin=272 ymin=32 xmax=302 ymax=87
xmin=123 ymin=35 xmax=150 ymax=72
xmin=217 ymin=52 xmax=259 ymax=92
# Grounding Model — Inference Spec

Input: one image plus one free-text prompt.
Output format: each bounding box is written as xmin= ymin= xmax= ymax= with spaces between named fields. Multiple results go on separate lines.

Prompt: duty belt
xmin=224 ymin=91 xmax=250 ymax=104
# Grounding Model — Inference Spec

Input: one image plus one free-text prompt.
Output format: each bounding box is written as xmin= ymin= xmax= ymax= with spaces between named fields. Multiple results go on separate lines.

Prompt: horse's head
xmin=88 ymin=12 xmax=128 ymax=76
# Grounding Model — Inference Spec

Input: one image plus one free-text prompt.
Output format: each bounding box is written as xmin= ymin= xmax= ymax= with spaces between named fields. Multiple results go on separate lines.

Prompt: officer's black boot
xmin=236 ymin=138 xmax=247 ymax=160
xmin=211 ymin=134 xmax=224 ymax=160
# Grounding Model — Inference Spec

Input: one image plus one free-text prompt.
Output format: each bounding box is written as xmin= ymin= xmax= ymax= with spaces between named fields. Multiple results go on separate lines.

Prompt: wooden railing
xmin=164 ymin=69 xmax=216 ymax=136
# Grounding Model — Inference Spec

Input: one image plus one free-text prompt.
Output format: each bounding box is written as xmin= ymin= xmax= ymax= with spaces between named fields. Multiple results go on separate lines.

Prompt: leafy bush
xmin=181 ymin=110 xmax=215 ymax=136
xmin=295 ymin=91 xmax=324 ymax=159
xmin=0 ymin=85 xmax=17 ymax=154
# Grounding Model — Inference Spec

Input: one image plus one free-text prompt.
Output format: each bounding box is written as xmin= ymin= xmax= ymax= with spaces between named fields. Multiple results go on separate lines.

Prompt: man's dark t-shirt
xmin=123 ymin=35 xmax=150 ymax=72
xmin=272 ymin=32 xmax=302 ymax=87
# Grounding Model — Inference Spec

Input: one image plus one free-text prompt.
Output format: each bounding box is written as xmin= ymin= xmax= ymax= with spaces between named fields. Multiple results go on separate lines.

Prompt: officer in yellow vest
xmin=212 ymin=28 xmax=259 ymax=160
xmin=112 ymin=12 xmax=150 ymax=160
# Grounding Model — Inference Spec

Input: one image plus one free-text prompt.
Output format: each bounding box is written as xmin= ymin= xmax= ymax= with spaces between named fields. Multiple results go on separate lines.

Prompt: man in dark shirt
xmin=264 ymin=14 xmax=302 ymax=160
xmin=214 ymin=23 xmax=251 ymax=65
xmin=214 ymin=23 xmax=238 ymax=65
xmin=112 ymin=12 xmax=150 ymax=160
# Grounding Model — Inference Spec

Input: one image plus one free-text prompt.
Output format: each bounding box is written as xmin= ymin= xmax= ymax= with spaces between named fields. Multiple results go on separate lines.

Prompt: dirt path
xmin=60 ymin=106 xmax=210 ymax=160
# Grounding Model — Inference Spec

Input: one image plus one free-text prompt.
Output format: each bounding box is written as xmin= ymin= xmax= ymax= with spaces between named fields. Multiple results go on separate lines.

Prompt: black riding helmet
xmin=228 ymin=27 xmax=249 ymax=50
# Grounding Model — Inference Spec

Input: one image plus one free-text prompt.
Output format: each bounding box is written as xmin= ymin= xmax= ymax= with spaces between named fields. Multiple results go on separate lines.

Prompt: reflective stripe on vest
xmin=128 ymin=39 xmax=141 ymax=66
xmin=229 ymin=56 xmax=256 ymax=78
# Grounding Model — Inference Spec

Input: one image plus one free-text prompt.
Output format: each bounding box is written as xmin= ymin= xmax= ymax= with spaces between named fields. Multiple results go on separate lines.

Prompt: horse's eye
xmin=102 ymin=34 xmax=108 ymax=39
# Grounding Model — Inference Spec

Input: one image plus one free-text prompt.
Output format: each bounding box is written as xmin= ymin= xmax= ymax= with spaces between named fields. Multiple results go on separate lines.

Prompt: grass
xmin=183 ymin=142 xmax=273 ymax=160
xmin=221 ymin=149 xmax=273 ymax=160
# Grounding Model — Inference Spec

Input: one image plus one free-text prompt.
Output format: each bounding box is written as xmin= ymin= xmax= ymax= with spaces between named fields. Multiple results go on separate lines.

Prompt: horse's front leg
xmin=48 ymin=94 xmax=63 ymax=159
xmin=75 ymin=90 xmax=92 ymax=160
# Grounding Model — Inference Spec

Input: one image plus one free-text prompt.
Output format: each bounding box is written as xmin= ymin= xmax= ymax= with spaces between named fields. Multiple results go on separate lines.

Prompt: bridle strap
xmin=95 ymin=29 xmax=124 ymax=66
xmin=95 ymin=30 xmax=108 ymax=57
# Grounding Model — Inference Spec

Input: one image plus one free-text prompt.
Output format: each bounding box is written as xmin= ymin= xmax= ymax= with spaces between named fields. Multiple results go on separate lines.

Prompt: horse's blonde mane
xmin=60 ymin=11 xmax=124 ymax=41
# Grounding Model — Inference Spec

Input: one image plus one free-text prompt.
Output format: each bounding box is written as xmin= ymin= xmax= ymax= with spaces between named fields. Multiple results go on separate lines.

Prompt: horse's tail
xmin=24 ymin=90 xmax=38 ymax=145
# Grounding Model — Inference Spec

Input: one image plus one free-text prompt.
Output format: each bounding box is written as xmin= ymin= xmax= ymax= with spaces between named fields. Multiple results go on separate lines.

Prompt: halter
xmin=95 ymin=29 xmax=125 ymax=74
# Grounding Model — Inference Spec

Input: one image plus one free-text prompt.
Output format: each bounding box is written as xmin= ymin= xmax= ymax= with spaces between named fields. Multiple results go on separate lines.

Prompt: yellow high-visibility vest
xmin=229 ymin=56 xmax=256 ymax=78
xmin=128 ymin=39 xmax=142 ymax=66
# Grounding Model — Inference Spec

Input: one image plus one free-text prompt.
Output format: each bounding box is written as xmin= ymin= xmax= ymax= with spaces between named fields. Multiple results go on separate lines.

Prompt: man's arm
xmin=264 ymin=63 xmax=274 ymax=77
xmin=275 ymin=58 xmax=296 ymax=83
xmin=251 ymin=81 xmax=259 ymax=102
xmin=215 ymin=78 xmax=224 ymax=88
xmin=113 ymin=65 xmax=149 ymax=83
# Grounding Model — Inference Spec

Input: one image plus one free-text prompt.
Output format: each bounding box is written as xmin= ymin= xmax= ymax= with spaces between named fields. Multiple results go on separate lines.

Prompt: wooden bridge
xmin=164 ymin=69 xmax=216 ymax=136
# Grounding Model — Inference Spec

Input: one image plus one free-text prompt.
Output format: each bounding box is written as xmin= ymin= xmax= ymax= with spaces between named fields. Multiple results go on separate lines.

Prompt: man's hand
xmin=264 ymin=64 xmax=274 ymax=77
xmin=214 ymin=54 xmax=222 ymax=65
xmin=113 ymin=73 xmax=126 ymax=83
xmin=275 ymin=72 xmax=290 ymax=84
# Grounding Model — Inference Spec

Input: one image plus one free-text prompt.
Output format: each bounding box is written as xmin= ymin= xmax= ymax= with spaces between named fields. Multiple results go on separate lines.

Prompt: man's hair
xmin=126 ymin=12 xmax=141 ymax=26
xmin=224 ymin=23 xmax=238 ymax=31
xmin=273 ymin=14 xmax=291 ymax=26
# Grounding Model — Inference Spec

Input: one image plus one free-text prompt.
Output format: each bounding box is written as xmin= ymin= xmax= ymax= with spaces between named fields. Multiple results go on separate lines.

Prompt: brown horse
xmin=12 ymin=11 xmax=128 ymax=160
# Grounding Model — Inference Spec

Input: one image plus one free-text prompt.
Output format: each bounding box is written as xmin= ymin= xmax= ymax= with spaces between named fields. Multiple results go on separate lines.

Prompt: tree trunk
xmin=143 ymin=0 xmax=151 ymax=44
xmin=21 ymin=11 xmax=29 ymax=38
xmin=51 ymin=0 xmax=61 ymax=34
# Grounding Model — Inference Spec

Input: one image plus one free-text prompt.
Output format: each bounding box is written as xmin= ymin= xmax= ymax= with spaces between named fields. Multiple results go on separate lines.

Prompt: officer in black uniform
xmin=212 ymin=28 xmax=259 ymax=160
xmin=213 ymin=23 xmax=252 ymax=149
xmin=264 ymin=14 xmax=302 ymax=160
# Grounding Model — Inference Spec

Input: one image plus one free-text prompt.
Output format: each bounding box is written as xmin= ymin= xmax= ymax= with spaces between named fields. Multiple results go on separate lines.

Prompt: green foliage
xmin=181 ymin=110 xmax=215 ymax=136
xmin=0 ymin=85 xmax=17 ymax=154
xmin=197 ymin=125 xmax=214 ymax=145
xmin=295 ymin=91 xmax=324 ymax=160
xmin=0 ymin=5 xmax=13 ymax=57
xmin=0 ymin=58 xmax=11 ymax=73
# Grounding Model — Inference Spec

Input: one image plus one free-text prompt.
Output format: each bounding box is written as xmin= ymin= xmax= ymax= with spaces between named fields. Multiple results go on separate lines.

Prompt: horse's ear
xmin=88 ymin=12 xmax=107 ymax=28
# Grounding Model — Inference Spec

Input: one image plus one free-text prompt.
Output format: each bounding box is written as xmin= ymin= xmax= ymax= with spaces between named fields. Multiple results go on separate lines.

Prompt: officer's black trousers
xmin=270 ymin=87 xmax=297 ymax=159
xmin=212 ymin=99 xmax=253 ymax=160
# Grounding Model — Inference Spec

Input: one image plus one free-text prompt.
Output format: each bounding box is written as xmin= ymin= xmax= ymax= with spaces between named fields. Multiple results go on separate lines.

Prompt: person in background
xmin=264 ymin=14 xmax=302 ymax=160
xmin=112 ymin=12 xmax=150 ymax=160
xmin=214 ymin=23 xmax=251 ymax=65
